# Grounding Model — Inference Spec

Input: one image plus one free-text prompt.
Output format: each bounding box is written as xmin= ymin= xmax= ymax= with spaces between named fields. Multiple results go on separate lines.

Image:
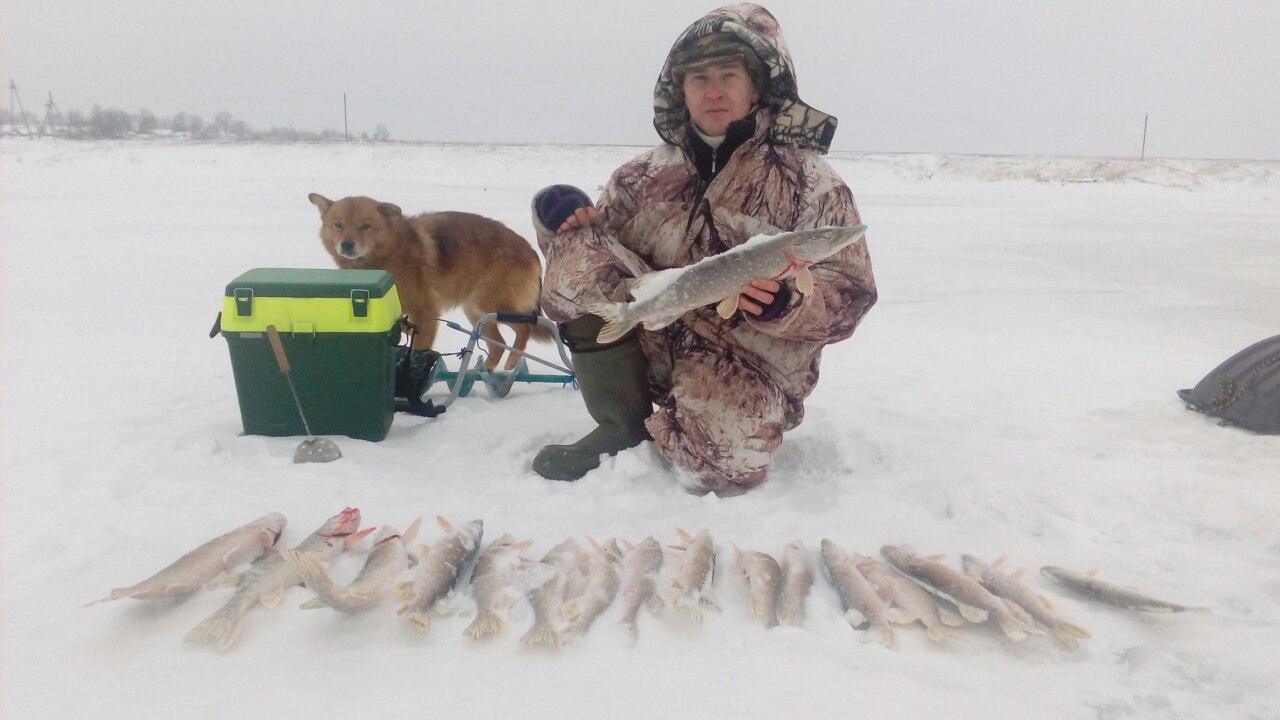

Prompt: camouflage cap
xmin=670 ymin=33 xmax=764 ymax=87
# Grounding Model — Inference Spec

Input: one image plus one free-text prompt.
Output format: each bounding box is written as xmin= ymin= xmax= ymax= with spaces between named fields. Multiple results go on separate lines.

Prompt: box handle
xmin=234 ymin=288 xmax=254 ymax=317
xmin=351 ymin=289 xmax=371 ymax=318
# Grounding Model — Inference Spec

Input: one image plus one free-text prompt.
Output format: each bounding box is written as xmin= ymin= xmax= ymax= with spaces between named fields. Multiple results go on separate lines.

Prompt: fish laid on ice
xmin=560 ymin=538 xmax=624 ymax=644
xmin=282 ymin=518 xmax=422 ymax=614
xmin=670 ymin=529 xmax=719 ymax=623
xmin=733 ymin=544 xmax=782 ymax=629
xmin=618 ymin=537 xmax=665 ymax=647
xmin=1040 ymin=566 xmax=1211 ymax=614
xmin=521 ymin=537 xmax=585 ymax=648
xmin=777 ymin=540 xmax=814 ymax=628
xmin=856 ymin=555 xmax=962 ymax=643
xmin=464 ymin=533 xmax=533 ymax=639
xmin=185 ymin=508 xmax=369 ymax=650
xmin=587 ymin=225 xmax=869 ymax=344
xmin=962 ymin=555 xmax=1091 ymax=649
xmin=820 ymin=540 xmax=896 ymax=648
xmin=84 ymin=513 xmax=287 ymax=607
xmin=395 ymin=517 xmax=484 ymax=635
xmin=880 ymin=545 xmax=1040 ymax=642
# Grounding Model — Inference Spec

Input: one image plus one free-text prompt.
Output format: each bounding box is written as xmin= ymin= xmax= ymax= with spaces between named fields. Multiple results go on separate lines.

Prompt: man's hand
xmin=737 ymin=278 xmax=781 ymax=315
xmin=558 ymin=206 xmax=600 ymax=232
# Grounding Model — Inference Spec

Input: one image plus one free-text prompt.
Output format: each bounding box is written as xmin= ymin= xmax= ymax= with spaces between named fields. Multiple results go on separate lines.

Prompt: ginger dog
xmin=309 ymin=193 xmax=550 ymax=371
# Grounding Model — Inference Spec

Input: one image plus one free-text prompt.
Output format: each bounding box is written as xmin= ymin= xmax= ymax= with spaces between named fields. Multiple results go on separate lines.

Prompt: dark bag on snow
xmin=1178 ymin=334 xmax=1280 ymax=434
xmin=395 ymin=346 xmax=446 ymax=417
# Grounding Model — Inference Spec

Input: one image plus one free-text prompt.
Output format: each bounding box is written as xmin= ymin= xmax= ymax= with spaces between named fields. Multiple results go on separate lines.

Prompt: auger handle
xmin=265 ymin=325 xmax=291 ymax=375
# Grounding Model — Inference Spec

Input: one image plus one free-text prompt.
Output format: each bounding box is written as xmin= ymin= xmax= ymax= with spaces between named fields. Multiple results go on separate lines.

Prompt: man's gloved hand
xmin=533 ymin=184 xmax=597 ymax=234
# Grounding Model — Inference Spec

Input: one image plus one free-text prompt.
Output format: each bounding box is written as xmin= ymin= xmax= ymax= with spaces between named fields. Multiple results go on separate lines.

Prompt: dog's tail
xmin=530 ymin=318 xmax=555 ymax=343
xmin=530 ymin=276 xmax=555 ymax=343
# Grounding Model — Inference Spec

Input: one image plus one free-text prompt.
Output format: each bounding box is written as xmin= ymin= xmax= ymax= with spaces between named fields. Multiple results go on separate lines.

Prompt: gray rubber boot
xmin=532 ymin=316 xmax=653 ymax=481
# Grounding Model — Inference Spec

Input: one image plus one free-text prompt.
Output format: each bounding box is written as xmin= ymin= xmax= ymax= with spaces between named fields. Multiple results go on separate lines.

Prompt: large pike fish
xmin=618 ymin=537 xmax=665 ymax=647
xmin=669 ymin=529 xmax=719 ymax=623
xmin=821 ymin=540 xmax=897 ymax=648
xmin=281 ymin=518 xmax=422 ymax=614
xmin=963 ymin=555 xmax=1091 ymax=649
xmin=184 ymin=508 xmax=368 ymax=650
xmin=560 ymin=538 xmax=624 ymax=644
xmin=777 ymin=540 xmax=814 ymax=628
xmin=733 ymin=544 xmax=783 ymax=629
xmin=463 ymin=533 xmax=532 ymax=639
xmin=1040 ymin=566 xmax=1211 ymax=614
xmin=395 ymin=517 xmax=484 ymax=634
xmin=587 ymin=225 xmax=868 ymax=343
xmin=857 ymin=554 xmax=962 ymax=643
xmin=880 ymin=545 xmax=1040 ymax=642
xmin=84 ymin=513 xmax=286 ymax=607
xmin=521 ymin=537 xmax=585 ymax=648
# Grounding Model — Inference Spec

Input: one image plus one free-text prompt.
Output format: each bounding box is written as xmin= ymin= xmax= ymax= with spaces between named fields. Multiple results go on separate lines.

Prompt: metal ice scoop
xmin=265 ymin=325 xmax=342 ymax=463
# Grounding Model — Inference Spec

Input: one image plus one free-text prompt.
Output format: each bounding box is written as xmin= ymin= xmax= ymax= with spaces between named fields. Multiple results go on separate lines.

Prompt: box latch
xmin=351 ymin=289 xmax=371 ymax=318
xmin=234 ymin=288 xmax=254 ymax=316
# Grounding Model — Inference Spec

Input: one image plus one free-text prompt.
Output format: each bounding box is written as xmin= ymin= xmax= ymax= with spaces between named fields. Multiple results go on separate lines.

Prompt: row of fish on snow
xmin=85 ymin=508 xmax=1210 ymax=651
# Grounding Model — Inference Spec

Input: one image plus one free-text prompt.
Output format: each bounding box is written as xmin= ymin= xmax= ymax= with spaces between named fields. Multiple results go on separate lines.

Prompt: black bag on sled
xmin=1178 ymin=334 xmax=1280 ymax=434
xmin=395 ymin=346 xmax=446 ymax=417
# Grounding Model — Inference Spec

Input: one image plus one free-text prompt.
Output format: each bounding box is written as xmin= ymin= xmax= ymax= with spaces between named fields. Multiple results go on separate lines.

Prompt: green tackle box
xmin=219 ymin=268 xmax=402 ymax=442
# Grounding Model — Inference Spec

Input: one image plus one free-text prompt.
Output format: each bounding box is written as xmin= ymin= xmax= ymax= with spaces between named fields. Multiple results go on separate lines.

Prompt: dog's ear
xmin=376 ymin=203 xmax=403 ymax=220
xmin=308 ymin=193 xmax=333 ymax=215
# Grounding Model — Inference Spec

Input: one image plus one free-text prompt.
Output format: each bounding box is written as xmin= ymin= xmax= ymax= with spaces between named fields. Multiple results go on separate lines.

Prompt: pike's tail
xmin=277 ymin=549 xmax=340 ymax=607
xmin=520 ymin=620 xmax=561 ymax=648
xmin=463 ymin=612 xmax=508 ymax=639
xmin=584 ymin=301 xmax=634 ymax=345
xmin=396 ymin=604 xmax=432 ymax=634
xmin=777 ymin=594 xmax=807 ymax=627
xmin=1048 ymin=619 xmax=1091 ymax=650
xmin=81 ymin=589 xmax=126 ymax=608
xmin=184 ymin=603 xmax=247 ymax=651
xmin=995 ymin=612 xmax=1043 ymax=642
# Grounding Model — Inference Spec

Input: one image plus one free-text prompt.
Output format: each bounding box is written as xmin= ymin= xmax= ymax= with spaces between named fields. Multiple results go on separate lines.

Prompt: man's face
xmin=681 ymin=58 xmax=759 ymax=137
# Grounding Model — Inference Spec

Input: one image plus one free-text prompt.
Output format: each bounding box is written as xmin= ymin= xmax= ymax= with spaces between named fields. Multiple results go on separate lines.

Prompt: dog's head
xmin=308 ymin=193 xmax=403 ymax=264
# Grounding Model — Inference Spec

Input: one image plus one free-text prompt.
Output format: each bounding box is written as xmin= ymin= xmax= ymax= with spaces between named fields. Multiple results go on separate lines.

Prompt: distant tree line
xmin=0 ymin=105 xmax=391 ymax=142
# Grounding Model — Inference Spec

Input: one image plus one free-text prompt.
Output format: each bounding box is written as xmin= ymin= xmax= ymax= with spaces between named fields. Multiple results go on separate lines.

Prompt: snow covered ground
xmin=2 ymin=138 xmax=1278 ymax=720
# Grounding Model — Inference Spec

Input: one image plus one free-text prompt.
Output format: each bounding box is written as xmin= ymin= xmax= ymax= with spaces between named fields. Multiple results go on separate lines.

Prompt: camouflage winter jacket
xmin=539 ymin=4 xmax=877 ymax=425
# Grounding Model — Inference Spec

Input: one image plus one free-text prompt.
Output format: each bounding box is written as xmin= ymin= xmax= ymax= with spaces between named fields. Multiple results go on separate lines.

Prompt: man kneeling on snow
xmin=529 ymin=3 xmax=877 ymax=496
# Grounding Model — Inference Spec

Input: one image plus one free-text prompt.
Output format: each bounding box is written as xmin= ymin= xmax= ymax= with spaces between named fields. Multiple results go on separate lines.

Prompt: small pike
xmin=463 ymin=534 xmax=533 ymax=639
xmin=881 ymin=545 xmax=1040 ymax=642
xmin=962 ymin=555 xmax=1091 ymax=649
xmin=1041 ymin=566 xmax=1211 ymax=614
xmin=561 ymin=538 xmax=624 ymax=644
xmin=733 ymin=544 xmax=782 ymax=629
xmin=84 ymin=513 xmax=286 ymax=607
xmin=670 ymin=529 xmax=719 ymax=622
xmin=618 ymin=537 xmax=665 ymax=647
xmin=821 ymin=540 xmax=896 ymax=648
xmin=521 ymin=537 xmax=585 ymax=648
xmin=284 ymin=518 xmax=422 ymax=613
xmin=185 ymin=508 xmax=369 ymax=650
xmin=588 ymin=225 xmax=868 ymax=344
xmin=777 ymin=540 xmax=814 ymax=628
xmin=395 ymin=517 xmax=484 ymax=635
xmin=856 ymin=555 xmax=962 ymax=642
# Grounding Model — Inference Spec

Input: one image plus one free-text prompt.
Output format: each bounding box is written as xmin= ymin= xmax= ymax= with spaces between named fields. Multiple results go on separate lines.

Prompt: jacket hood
xmin=653 ymin=3 xmax=838 ymax=154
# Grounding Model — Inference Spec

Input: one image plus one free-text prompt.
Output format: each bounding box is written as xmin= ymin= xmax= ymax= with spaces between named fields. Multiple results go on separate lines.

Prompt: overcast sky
xmin=3 ymin=1 xmax=1277 ymax=159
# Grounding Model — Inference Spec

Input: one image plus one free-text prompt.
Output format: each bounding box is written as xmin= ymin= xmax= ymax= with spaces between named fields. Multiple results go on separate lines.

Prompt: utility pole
xmin=8 ymin=80 xmax=33 ymax=135
xmin=1140 ymin=114 xmax=1149 ymax=161
xmin=40 ymin=92 xmax=67 ymax=136
xmin=343 ymin=93 xmax=349 ymax=142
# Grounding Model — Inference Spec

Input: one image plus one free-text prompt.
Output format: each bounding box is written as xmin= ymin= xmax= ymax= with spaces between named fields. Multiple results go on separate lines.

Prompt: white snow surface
xmin=3 ymin=138 xmax=1278 ymax=720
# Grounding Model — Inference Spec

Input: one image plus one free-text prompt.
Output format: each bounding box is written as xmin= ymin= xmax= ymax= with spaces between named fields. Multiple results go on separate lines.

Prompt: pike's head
xmin=319 ymin=507 xmax=362 ymax=538
xmin=790 ymin=225 xmax=868 ymax=263
xmin=319 ymin=507 xmax=377 ymax=550
xmin=259 ymin=513 xmax=288 ymax=546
